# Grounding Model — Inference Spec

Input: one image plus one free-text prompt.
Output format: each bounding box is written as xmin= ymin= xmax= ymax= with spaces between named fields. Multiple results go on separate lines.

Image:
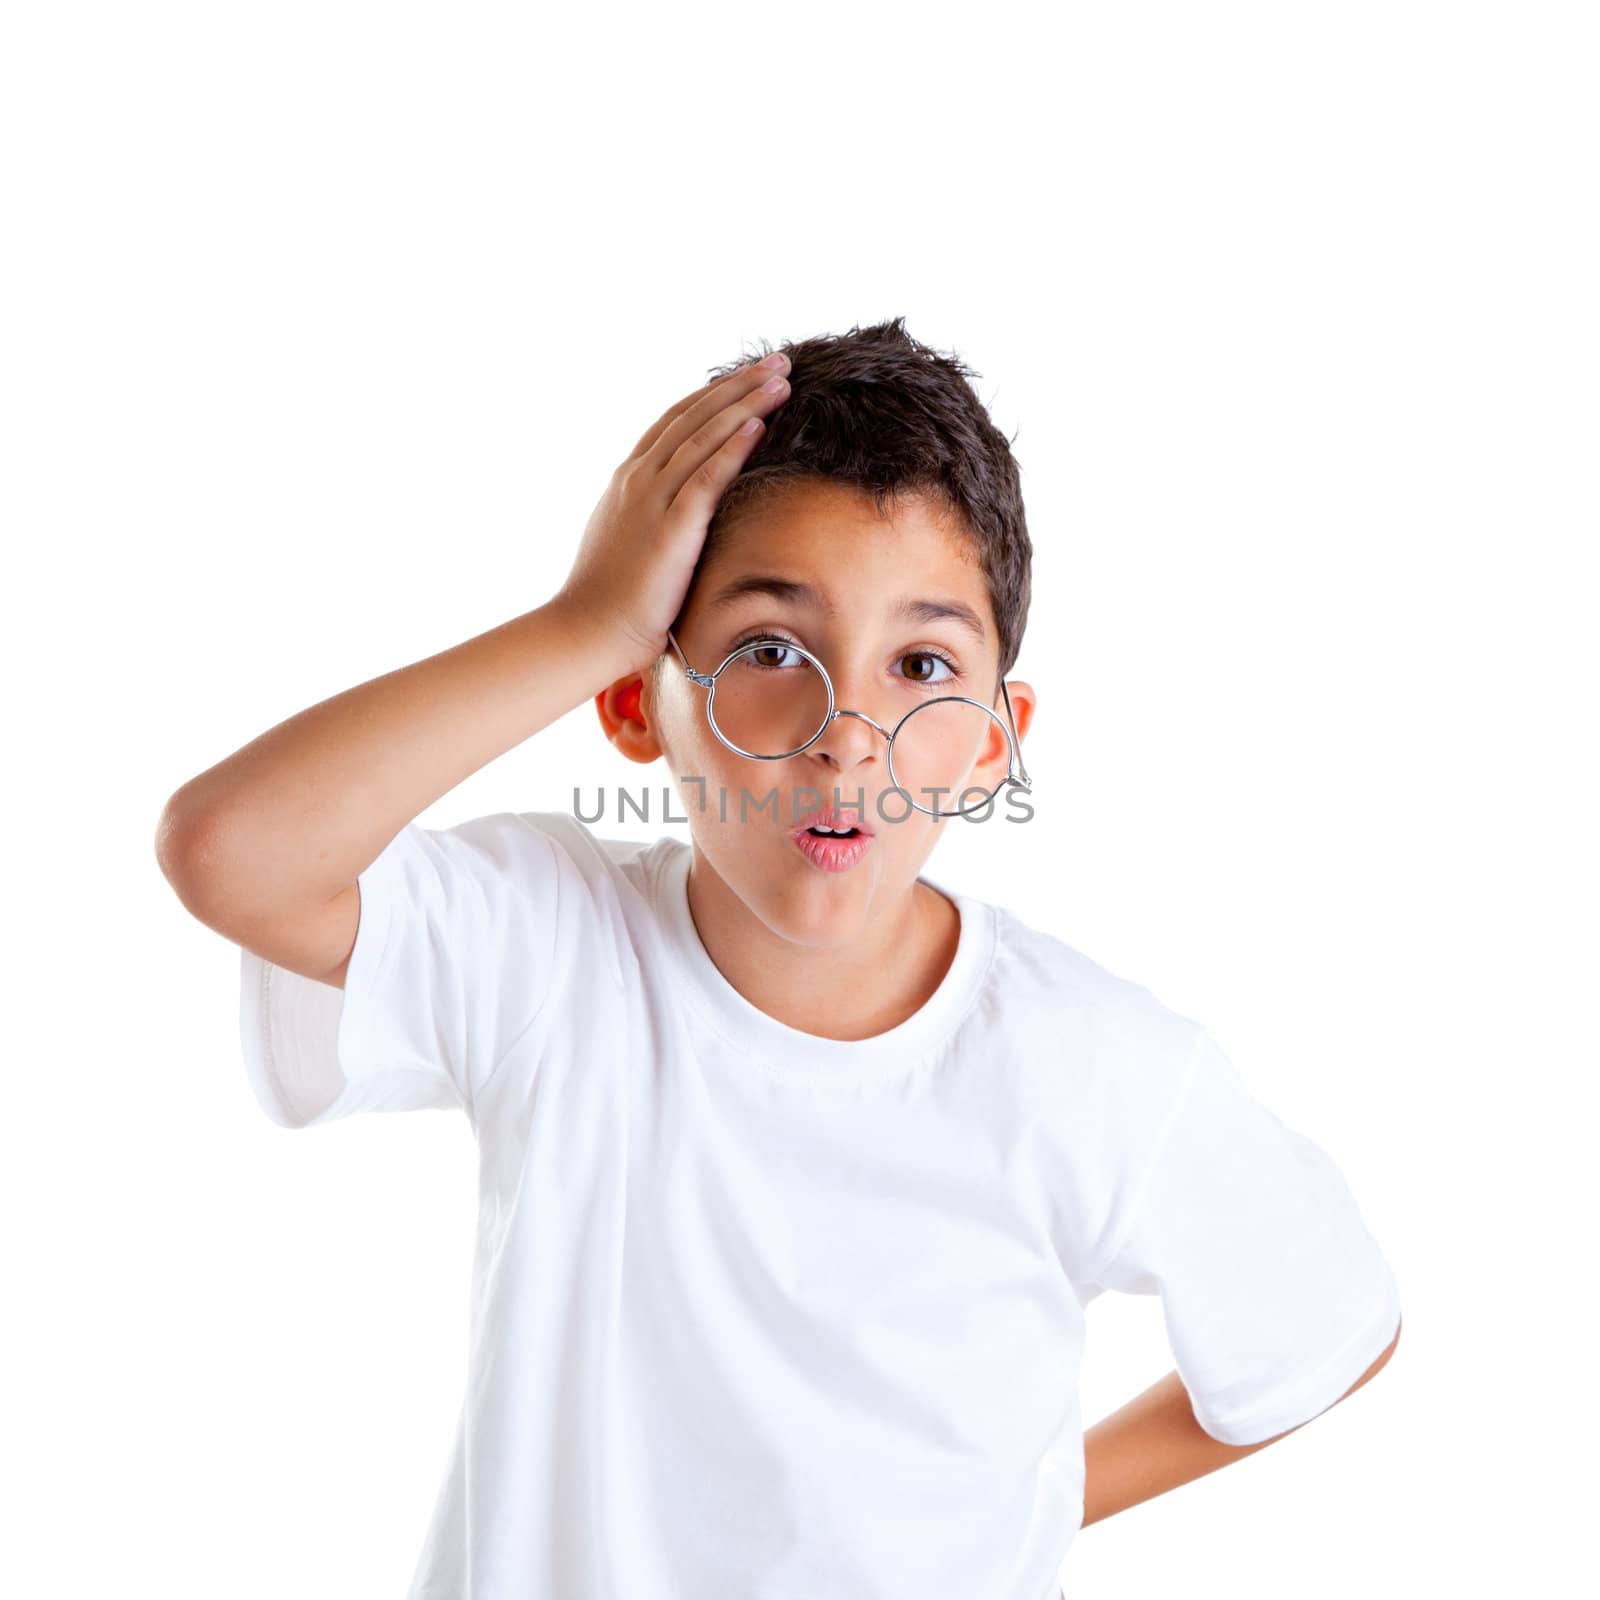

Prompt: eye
xmin=725 ymin=631 xmax=962 ymax=685
xmin=727 ymin=630 xmax=807 ymax=669
xmin=897 ymin=649 xmax=958 ymax=687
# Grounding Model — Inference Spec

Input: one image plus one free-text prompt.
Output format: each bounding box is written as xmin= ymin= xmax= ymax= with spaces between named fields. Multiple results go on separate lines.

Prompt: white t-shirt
xmin=238 ymin=810 xmax=1402 ymax=1600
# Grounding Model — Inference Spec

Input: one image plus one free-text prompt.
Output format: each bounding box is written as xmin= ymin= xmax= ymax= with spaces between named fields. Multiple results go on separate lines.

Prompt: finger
xmin=626 ymin=358 xmax=775 ymax=461
xmin=657 ymin=369 xmax=788 ymax=506
xmin=660 ymin=407 xmax=774 ymax=539
xmin=625 ymin=376 xmax=721 ymax=460
xmin=642 ymin=354 xmax=790 ymax=470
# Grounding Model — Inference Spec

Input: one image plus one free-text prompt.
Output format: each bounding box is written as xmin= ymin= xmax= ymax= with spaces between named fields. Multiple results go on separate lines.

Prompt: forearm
xmin=157 ymin=594 xmax=632 ymax=915
xmin=1081 ymin=1370 xmax=1272 ymax=1527
xmin=1082 ymin=1319 xmax=1400 ymax=1527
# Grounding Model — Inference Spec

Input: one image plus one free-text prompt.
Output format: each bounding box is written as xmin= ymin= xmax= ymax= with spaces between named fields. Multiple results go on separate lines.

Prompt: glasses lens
xmin=889 ymin=697 xmax=1011 ymax=816
xmin=708 ymin=641 xmax=831 ymax=757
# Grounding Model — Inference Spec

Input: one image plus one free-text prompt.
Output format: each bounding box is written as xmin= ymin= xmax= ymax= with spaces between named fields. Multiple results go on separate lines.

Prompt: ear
xmin=970 ymin=676 xmax=1036 ymax=785
xmin=594 ymin=670 xmax=665 ymax=765
xmin=1001 ymin=677 xmax=1037 ymax=750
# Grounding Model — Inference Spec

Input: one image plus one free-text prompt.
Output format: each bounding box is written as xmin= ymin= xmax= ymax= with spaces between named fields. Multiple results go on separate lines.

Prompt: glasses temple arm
xmin=1000 ymin=678 xmax=1032 ymax=789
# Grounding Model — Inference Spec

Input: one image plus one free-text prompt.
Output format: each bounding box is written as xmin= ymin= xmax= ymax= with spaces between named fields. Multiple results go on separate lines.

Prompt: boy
xmin=156 ymin=318 xmax=1401 ymax=1598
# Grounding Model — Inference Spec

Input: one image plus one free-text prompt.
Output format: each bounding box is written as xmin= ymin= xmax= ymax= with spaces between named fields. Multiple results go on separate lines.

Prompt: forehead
xmin=695 ymin=480 xmax=990 ymax=643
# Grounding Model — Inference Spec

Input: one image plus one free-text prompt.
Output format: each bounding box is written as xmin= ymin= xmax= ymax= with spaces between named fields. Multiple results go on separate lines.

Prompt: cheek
xmin=660 ymin=713 xmax=750 ymax=820
xmin=674 ymin=750 xmax=819 ymax=832
xmin=649 ymin=676 xmax=709 ymax=760
xmin=704 ymin=755 xmax=790 ymax=825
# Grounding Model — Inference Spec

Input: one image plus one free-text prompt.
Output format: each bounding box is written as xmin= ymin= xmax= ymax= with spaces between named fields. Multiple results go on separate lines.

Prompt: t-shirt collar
xmin=649 ymin=837 xmax=995 ymax=1080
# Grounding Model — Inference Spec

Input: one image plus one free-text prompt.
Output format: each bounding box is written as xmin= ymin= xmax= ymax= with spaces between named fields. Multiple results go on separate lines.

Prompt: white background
xmin=5 ymin=2 xmax=1594 ymax=1595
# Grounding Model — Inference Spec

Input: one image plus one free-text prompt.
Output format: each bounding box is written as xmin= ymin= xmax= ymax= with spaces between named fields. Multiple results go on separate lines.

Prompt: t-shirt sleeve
xmin=237 ymin=810 xmax=578 ymax=1129
xmin=1085 ymin=1025 xmax=1403 ymax=1447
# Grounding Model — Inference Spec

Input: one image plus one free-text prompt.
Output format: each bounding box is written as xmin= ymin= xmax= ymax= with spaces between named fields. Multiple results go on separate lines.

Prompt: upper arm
xmin=1087 ymin=1026 xmax=1404 ymax=1448
xmin=233 ymin=812 xmax=589 ymax=1129
xmin=237 ymin=881 xmax=362 ymax=990
xmin=157 ymin=797 xmax=361 ymax=990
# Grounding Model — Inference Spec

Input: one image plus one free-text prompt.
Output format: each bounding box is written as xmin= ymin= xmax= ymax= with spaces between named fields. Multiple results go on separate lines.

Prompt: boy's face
xmin=602 ymin=477 xmax=1035 ymax=949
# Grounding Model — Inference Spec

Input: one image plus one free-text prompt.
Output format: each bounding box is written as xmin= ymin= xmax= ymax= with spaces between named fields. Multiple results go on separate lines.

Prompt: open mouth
xmin=791 ymin=818 xmax=874 ymax=872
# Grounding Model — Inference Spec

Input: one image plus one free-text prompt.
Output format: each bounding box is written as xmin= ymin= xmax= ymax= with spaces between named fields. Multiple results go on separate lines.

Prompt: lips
xmin=792 ymin=803 xmax=875 ymax=838
xmin=790 ymin=815 xmax=874 ymax=873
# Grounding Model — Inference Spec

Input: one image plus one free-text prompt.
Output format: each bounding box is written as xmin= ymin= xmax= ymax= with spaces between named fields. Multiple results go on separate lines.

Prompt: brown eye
xmin=900 ymin=652 xmax=954 ymax=685
xmin=730 ymin=636 xmax=806 ymax=670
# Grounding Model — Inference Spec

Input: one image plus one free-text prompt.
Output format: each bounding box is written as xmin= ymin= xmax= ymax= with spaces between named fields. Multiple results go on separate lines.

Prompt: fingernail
xmin=760 ymin=351 xmax=790 ymax=370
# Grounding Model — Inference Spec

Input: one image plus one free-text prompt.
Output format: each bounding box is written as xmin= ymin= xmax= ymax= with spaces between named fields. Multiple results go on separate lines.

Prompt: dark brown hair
xmin=675 ymin=316 xmax=1032 ymax=686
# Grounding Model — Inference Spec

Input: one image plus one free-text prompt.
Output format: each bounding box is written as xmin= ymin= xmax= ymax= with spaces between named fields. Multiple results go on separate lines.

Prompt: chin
xmin=766 ymin=843 xmax=910 ymax=938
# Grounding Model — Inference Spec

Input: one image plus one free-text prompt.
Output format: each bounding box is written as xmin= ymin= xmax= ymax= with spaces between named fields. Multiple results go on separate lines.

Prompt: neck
xmin=682 ymin=853 xmax=961 ymax=1043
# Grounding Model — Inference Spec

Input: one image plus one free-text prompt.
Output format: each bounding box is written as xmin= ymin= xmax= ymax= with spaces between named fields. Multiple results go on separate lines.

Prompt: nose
xmin=796 ymin=652 xmax=893 ymax=773
xmin=804 ymin=706 xmax=888 ymax=776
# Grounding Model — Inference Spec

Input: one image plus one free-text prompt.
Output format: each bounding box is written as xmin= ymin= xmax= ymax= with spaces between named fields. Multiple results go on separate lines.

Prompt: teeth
xmin=809 ymin=824 xmax=855 ymax=835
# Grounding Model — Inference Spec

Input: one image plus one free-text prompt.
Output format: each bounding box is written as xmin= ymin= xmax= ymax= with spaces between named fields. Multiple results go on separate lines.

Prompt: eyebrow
xmin=704 ymin=575 xmax=988 ymax=645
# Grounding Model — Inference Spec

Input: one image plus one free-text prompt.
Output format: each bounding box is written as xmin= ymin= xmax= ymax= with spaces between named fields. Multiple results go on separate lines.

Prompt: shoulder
xmin=958 ymin=898 xmax=1213 ymax=1281
xmin=408 ymin=810 xmax=679 ymax=971
xmin=984 ymin=898 xmax=1202 ymax=1076
xmin=959 ymin=898 xmax=1210 ymax=1174
xmin=426 ymin=808 xmax=669 ymax=900
xmin=416 ymin=810 xmax=687 ymax=1012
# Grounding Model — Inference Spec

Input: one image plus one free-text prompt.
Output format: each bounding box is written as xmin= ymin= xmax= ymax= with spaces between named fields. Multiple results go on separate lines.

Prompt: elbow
xmin=154 ymin=789 xmax=235 ymax=920
xmin=1376 ymin=1313 xmax=1402 ymax=1371
xmin=1345 ymin=1313 xmax=1402 ymax=1403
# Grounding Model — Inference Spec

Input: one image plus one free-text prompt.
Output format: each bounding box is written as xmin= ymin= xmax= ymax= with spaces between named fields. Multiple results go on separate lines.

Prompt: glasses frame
xmin=663 ymin=627 xmax=1032 ymax=820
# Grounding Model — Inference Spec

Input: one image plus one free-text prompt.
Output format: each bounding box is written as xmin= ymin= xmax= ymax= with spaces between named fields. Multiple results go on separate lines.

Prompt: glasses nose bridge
xmin=813 ymin=645 xmax=901 ymax=744
xmin=805 ymin=703 xmax=891 ymax=770
xmin=824 ymin=705 xmax=893 ymax=743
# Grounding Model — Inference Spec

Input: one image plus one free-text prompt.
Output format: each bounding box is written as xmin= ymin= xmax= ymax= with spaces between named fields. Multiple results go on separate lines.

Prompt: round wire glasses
xmin=663 ymin=628 xmax=1032 ymax=819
